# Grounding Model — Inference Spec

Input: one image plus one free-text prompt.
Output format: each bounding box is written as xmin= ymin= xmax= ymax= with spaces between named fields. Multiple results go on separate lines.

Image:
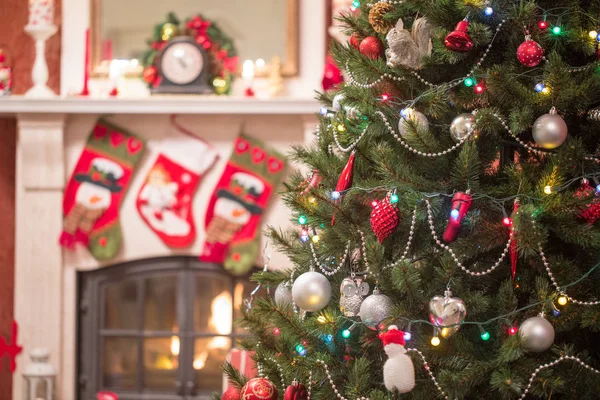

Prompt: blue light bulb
xmin=484 ymin=6 xmax=493 ymax=16
xmin=331 ymin=191 xmax=341 ymax=200
xmin=596 ymin=33 xmax=600 ymax=42
xmin=320 ymin=106 xmax=328 ymax=116
xmin=450 ymin=209 xmax=460 ymax=220
xmin=403 ymin=332 xmax=412 ymax=341
xmin=325 ymin=334 xmax=333 ymax=343
xmin=552 ymin=309 xmax=561 ymax=317
xmin=400 ymin=108 xmax=411 ymax=119
xmin=535 ymin=83 xmax=545 ymax=93
xmin=300 ymin=235 xmax=309 ymax=243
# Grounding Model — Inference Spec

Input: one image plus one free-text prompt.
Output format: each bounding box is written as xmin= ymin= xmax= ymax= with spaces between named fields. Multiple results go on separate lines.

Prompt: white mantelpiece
xmin=4 ymin=97 xmax=319 ymax=400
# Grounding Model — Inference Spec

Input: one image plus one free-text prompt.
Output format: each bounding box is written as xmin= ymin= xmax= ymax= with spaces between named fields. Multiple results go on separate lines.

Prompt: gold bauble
xmin=368 ymin=2 xmax=394 ymax=34
xmin=161 ymin=23 xmax=178 ymax=41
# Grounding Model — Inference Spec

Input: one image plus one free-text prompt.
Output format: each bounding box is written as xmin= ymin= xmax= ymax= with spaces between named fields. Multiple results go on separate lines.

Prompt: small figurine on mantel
xmin=0 ymin=49 xmax=12 ymax=96
xmin=268 ymin=56 xmax=283 ymax=97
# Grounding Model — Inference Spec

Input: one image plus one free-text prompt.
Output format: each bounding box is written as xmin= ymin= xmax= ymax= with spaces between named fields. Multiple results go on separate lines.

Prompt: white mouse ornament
xmin=378 ymin=325 xmax=415 ymax=393
xmin=386 ymin=17 xmax=434 ymax=70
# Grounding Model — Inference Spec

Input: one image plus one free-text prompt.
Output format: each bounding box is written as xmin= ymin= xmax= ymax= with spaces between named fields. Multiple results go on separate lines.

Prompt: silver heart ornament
xmin=428 ymin=294 xmax=467 ymax=338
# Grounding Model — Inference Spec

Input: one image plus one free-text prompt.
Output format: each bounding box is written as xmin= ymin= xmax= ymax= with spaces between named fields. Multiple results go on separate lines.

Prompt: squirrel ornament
xmin=386 ymin=17 xmax=434 ymax=70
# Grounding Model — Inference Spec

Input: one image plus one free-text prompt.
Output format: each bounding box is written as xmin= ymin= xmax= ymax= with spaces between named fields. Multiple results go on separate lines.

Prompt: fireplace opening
xmin=77 ymin=257 xmax=263 ymax=400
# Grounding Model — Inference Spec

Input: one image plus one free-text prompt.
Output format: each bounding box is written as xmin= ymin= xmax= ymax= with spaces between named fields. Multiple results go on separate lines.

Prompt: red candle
xmin=81 ymin=28 xmax=90 ymax=96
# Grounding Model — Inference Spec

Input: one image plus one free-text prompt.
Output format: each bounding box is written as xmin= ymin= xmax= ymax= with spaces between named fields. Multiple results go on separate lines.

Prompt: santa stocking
xmin=136 ymin=138 xmax=218 ymax=248
xmin=200 ymin=134 xmax=287 ymax=275
xmin=59 ymin=119 xmax=145 ymax=260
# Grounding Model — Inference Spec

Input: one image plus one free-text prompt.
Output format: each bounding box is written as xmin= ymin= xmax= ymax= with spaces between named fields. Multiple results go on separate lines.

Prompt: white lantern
xmin=22 ymin=348 xmax=56 ymax=400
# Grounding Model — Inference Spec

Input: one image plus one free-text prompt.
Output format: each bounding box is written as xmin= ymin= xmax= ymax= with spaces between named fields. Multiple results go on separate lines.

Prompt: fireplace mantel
xmin=0 ymin=96 xmax=319 ymax=116
xmin=8 ymin=95 xmax=318 ymax=400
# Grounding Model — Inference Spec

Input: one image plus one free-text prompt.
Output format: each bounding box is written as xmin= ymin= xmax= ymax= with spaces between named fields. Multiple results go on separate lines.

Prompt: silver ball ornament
xmin=399 ymin=110 xmax=429 ymax=136
xmin=532 ymin=107 xmax=568 ymax=149
xmin=332 ymin=93 xmax=345 ymax=112
xmin=450 ymin=113 xmax=476 ymax=142
xmin=274 ymin=282 xmax=293 ymax=308
xmin=358 ymin=288 xmax=393 ymax=328
xmin=519 ymin=316 xmax=555 ymax=352
xmin=292 ymin=271 xmax=331 ymax=312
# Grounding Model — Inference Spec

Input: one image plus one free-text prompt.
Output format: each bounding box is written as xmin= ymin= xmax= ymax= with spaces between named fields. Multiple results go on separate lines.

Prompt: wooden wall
xmin=0 ymin=0 xmax=61 ymax=396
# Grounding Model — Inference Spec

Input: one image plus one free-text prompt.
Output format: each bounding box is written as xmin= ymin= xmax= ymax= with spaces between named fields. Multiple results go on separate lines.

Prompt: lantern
xmin=22 ymin=348 xmax=56 ymax=400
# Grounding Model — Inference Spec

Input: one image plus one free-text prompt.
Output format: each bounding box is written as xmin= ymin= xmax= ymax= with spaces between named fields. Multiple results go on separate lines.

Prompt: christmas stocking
xmin=59 ymin=119 xmax=145 ymax=260
xmin=136 ymin=138 xmax=218 ymax=248
xmin=200 ymin=134 xmax=287 ymax=275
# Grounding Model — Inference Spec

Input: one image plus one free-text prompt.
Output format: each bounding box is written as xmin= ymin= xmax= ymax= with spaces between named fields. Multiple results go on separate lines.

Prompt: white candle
xmin=28 ymin=0 xmax=54 ymax=27
xmin=242 ymin=59 xmax=255 ymax=80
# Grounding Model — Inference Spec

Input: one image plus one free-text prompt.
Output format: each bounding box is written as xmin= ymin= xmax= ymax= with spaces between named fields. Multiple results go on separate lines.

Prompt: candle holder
xmin=24 ymin=24 xmax=58 ymax=98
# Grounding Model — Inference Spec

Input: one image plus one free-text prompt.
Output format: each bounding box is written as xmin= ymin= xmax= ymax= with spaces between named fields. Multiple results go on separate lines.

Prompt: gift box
xmin=97 ymin=391 xmax=118 ymax=400
xmin=222 ymin=349 xmax=258 ymax=392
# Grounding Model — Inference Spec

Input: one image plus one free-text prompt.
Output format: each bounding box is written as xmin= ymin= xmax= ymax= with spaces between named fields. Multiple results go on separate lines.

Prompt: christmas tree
xmin=221 ymin=1 xmax=600 ymax=399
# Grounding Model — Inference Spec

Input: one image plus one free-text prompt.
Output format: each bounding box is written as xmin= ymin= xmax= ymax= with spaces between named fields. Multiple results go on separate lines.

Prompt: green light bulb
xmin=352 ymin=0 xmax=361 ymax=8
xmin=298 ymin=215 xmax=307 ymax=225
xmin=481 ymin=331 xmax=490 ymax=341
xmin=464 ymin=78 xmax=474 ymax=87
xmin=342 ymin=329 xmax=351 ymax=339
xmin=552 ymin=26 xmax=561 ymax=35
xmin=390 ymin=194 xmax=399 ymax=204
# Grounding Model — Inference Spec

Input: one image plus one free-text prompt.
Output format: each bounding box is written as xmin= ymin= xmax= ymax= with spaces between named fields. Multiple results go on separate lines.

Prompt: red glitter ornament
xmin=221 ymin=387 xmax=241 ymax=400
xmin=359 ymin=36 xmax=384 ymax=59
xmin=284 ymin=380 xmax=308 ymax=400
xmin=443 ymin=191 xmax=472 ymax=243
xmin=350 ymin=33 xmax=362 ymax=50
xmin=370 ymin=195 xmax=399 ymax=242
xmin=517 ymin=37 xmax=544 ymax=67
xmin=142 ymin=66 xmax=157 ymax=84
xmin=575 ymin=180 xmax=600 ymax=224
xmin=240 ymin=378 xmax=278 ymax=400
xmin=444 ymin=19 xmax=473 ymax=52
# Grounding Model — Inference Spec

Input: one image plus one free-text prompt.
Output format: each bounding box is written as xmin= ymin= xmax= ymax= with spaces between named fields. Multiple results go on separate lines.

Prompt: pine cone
xmin=368 ymin=3 xmax=394 ymax=34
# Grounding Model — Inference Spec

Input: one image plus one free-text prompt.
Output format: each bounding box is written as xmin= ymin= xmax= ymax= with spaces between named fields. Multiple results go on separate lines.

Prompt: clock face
xmin=160 ymin=42 xmax=204 ymax=85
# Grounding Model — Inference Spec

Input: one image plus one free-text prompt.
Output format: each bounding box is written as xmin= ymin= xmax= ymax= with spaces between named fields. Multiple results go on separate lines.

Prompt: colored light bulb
xmin=273 ymin=327 xmax=281 ymax=335
xmin=538 ymin=21 xmax=548 ymax=30
xmin=342 ymin=329 xmax=351 ymax=339
xmin=381 ymin=93 xmax=390 ymax=102
xmin=481 ymin=331 xmax=490 ymax=341
xmin=596 ymin=184 xmax=600 ymax=193
xmin=597 ymin=33 xmax=600 ymax=42
xmin=590 ymin=30 xmax=598 ymax=39
xmin=431 ymin=336 xmax=441 ymax=346
xmin=320 ymin=106 xmax=328 ymax=115
xmin=403 ymin=331 xmax=412 ymax=341
xmin=317 ymin=315 xmax=327 ymax=323
xmin=400 ymin=107 xmax=413 ymax=119
xmin=300 ymin=235 xmax=309 ymax=243
xmin=464 ymin=77 xmax=475 ymax=87
xmin=390 ymin=193 xmax=399 ymax=204
xmin=474 ymin=83 xmax=485 ymax=94
xmin=553 ymin=309 xmax=561 ymax=317
xmin=450 ymin=209 xmax=460 ymax=220
xmin=552 ymin=26 xmax=562 ymax=35
xmin=508 ymin=326 xmax=518 ymax=336
xmin=544 ymin=186 xmax=552 ymax=195
xmin=325 ymin=334 xmax=333 ymax=343
xmin=558 ymin=295 xmax=568 ymax=306
xmin=331 ymin=190 xmax=341 ymax=200
xmin=541 ymin=87 xmax=550 ymax=95
xmin=312 ymin=235 xmax=320 ymax=244
xmin=308 ymin=196 xmax=317 ymax=204
xmin=502 ymin=217 xmax=512 ymax=227
xmin=298 ymin=215 xmax=307 ymax=224
xmin=535 ymin=83 xmax=545 ymax=92
xmin=484 ymin=6 xmax=493 ymax=16
xmin=301 ymin=229 xmax=308 ymax=236
xmin=352 ymin=0 xmax=361 ymax=8
xmin=295 ymin=344 xmax=305 ymax=353
xmin=337 ymin=124 xmax=346 ymax=132
xmin=371 ymin=200 xmax=379 ymax=208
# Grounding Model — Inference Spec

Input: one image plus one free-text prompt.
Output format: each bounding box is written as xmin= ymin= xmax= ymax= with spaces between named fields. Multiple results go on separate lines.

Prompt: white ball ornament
xmin=450 ymin=113 xmax=476 ymax=142
xmin=274 ymin=282 xmax=293 ymax=308
xmin=519 ymin=315 xmax=555 ymax=353
xmin=358 ymin=288 xmax=393 ymax=328
xmin=332 ymin=93 xmax=345 ymax=112
xmin=398 ymin=109 xmax=429 ymax=136
xmin=532 ymin=106 xmax=568 ymax=149
xmin=291 ymin=271 xmax=332 ymax=312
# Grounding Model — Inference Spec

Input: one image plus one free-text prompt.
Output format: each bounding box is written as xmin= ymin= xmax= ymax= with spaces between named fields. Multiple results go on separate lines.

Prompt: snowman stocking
xmin=200 ymin=134 xmax=287 ymax=275
xmin=136 ymin=138 xmax=218 ymax=248
xmin=59 ymin=120 xmax=145 ymax=260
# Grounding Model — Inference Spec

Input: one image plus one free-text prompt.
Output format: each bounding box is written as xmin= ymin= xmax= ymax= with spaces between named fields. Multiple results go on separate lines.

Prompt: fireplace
xmin=77 ymin=257 xmax=260 ymax=399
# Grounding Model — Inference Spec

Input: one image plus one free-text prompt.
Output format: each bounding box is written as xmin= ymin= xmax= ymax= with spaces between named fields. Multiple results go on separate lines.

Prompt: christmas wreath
xmin=141 ymin=12 xmax=238 ymax=94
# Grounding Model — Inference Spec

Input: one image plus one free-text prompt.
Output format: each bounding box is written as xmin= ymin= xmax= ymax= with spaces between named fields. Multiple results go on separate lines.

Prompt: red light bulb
xmin=508 ymin=326 xmax=518 ymax=336
xmin=381 ymin=93 xmax=390 ymax=102
xmin=371 ymin=200 xmax=379 ymax=207
xmin=538 ymin=21 xmax=548 ymax=30
xmin=273 ymin=327 xmax=281 ymax=335
xmin=474 ymin=83 xmax=485 ymax=94
xmin=502 ymin=217 xmax=512 ymax=226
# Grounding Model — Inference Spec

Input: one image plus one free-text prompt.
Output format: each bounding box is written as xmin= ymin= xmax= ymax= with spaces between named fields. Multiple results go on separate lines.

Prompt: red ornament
xmin=240 ymin=378 xmax=278 ymax=400
xmin=510 ymin=198 xmax=520 ymax=280
xmin=370 ymin=195 xmax=399 ymax=242
xmin=517 ymin=37 xmax=544 ymax=67
xmin=284 ymin=380 xmax=308 ymax=400
xmin=0 ymin=321 xmax=23 ymax=372
xmin=221 ymin=387 xmax=241 ymax=400
xmin=331 ymin=151 xmax=356 ymax=225
xmin=97 ymin=392 xmax=118 ymax=400
xmin=538 ymin=21 xmax=548 ymax=30
xmin=142 ymin=66 xmax=157 ymax=84
xmin=359 ymin=36 xmax=384 ymax=59
xmin=322 ymin=55 xmax=344 ymax=91
xmin=576 ymin=180 xmax=600 ymax=224
xmin=443 ymin=191 xmax=473 ymax=243
xmin=444 ymin=19 xmax=473 ymax=52
xmin=350 ymin=33 xmax=361 ymax=50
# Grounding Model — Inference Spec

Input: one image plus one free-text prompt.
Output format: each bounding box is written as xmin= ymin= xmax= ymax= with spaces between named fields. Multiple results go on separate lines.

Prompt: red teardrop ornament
xmin=370 ymin=195 xmax=399 ymax=242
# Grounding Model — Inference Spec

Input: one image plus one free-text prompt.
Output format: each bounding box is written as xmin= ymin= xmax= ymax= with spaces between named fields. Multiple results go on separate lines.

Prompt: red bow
xmin=187 ymin=15 xmax=211 ymax=35
xmin=0 ymin=321 xmax=23 ymax=372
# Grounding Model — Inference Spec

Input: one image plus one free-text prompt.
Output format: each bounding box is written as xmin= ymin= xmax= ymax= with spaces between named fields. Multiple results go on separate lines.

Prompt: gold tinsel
xmin=368 ymin=3 xmax=394 ymax=34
